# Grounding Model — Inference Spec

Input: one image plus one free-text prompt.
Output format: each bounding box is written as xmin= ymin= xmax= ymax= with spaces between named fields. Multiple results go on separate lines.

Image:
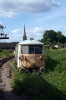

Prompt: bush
xmin=0 ymin=48 xmax=3 ymax=52
xmin=11 ymin=48 xmax=66 ymax=100
xmin=0 ymin=49 xmax=14 ymax=58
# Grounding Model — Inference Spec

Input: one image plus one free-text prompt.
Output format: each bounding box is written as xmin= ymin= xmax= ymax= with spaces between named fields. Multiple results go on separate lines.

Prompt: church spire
xmin=23 ymin=25 xmax=27 ymax=40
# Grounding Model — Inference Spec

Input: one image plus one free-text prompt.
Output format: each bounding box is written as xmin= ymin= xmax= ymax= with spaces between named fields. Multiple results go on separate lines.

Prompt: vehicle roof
xmin=18 ymin=40 xmax=44 ymax=45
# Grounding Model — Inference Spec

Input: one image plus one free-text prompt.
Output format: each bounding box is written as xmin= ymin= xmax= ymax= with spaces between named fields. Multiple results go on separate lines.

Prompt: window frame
xmin=21 ymin=45 xmax=43 ymax=54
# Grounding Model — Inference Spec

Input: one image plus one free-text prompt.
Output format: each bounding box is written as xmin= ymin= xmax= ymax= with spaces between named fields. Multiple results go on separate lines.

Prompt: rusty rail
xmin=0 ymin=56 xmax=15 ymax=67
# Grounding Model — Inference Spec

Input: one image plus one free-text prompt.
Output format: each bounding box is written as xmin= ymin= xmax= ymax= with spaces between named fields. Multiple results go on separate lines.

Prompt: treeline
xmin=40 ymin=30 xmax=66 ymax=45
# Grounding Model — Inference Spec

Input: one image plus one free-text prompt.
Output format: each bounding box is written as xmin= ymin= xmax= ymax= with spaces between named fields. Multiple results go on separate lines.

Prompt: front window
xmin=29 ymin=45 xmax=43 ymax=54
xmin=29 ymin=46 xmax=35 ymax=54
xmin=21 ymin=45 xmax=43 ymax=54
xmin=21 ymin=46 xmax=29 ymax=54
xmin=35 ymin=45 xmax=43 ymax=54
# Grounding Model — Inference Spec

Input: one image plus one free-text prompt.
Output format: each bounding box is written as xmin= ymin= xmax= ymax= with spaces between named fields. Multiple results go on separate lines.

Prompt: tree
xmin=42 ymin=30 xmax=58 ymax=44
xmin=57 ymin=31 xmax=66 ymax=43
xmin=30 ymin=38 xmax=34 ymax=40
xmin=40 ymin=30 xmax=66 ymax=45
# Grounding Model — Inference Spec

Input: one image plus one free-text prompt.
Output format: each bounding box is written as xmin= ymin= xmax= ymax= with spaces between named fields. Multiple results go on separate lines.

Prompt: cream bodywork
xmin=17 ymin=45 xmax=45 ymax=69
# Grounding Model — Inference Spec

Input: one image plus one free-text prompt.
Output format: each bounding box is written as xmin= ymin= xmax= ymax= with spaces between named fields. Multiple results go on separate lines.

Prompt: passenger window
xmin=29 ymin=46 xmax=35 ymax=54
xmin=35 ymin=45 xmax=43 ymax=54
xmin=29 ymin=45 xmax=43 ymax=54
xmin=21 ymin=46 xmax=29 ymax=54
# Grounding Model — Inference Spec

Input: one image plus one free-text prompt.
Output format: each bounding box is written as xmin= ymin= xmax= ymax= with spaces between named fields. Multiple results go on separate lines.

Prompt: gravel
xmin=1 ymin=60 xmax=18 ymax=100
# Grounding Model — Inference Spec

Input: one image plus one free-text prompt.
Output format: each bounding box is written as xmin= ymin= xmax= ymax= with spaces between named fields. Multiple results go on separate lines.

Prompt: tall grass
xmin=44 ymin=48 xmax=66 ymax=96
xmin=11 ymin=48 xmax=66 ymax=100
xmin=0 ymin=49 xmax=14 ymax=58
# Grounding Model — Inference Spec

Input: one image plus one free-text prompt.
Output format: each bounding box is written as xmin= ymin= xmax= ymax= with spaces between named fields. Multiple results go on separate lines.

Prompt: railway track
xmin=0 ymin=56 xmax=15 ymax=67
xmin=0 ymin=56 xmax=15 ymax=100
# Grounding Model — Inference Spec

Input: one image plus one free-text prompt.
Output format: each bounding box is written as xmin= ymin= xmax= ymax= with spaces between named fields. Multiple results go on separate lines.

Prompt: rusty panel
xmin=19 ymin=54 xmax=45 ymax=68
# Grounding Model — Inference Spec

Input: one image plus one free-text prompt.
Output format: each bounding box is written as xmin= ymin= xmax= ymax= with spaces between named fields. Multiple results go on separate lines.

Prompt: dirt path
xmin=1 ymin=60 xmax=18 ymax=100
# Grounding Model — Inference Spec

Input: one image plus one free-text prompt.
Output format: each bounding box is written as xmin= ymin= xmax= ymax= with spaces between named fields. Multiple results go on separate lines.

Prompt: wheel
xmin=19 ymin=67 xmax=25 ymax=73
xmin=39 ymin=67 xmax=45 ymax=73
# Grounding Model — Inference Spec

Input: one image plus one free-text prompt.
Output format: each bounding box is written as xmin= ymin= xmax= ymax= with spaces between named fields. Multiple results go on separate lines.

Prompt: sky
xmin=0 ymin=0 xmax=66 ymax=43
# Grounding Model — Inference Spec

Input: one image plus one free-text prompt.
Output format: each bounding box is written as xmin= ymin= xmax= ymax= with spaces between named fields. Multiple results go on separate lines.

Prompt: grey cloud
xmin=0 ymin=0 xmax=61 ymax=17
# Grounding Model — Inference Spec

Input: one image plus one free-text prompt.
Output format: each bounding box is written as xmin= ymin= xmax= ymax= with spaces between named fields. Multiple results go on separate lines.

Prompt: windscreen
xmin=29 ymin=45 xmax=43 ymax=54
xmin=21 ymin=45 xmax=43 ymax=54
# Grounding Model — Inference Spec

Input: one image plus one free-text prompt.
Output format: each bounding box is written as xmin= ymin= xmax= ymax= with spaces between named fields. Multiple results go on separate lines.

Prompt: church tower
xmin=23 ymin=25 xmax=27 ymax=40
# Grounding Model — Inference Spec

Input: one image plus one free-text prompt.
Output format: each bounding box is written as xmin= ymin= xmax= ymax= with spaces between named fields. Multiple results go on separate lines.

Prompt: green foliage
xmin=40 ymin=30 xmax=66 ymax=45
xmin=11 ymin=48 xmax=66 ymax=100
xmin=0 ymin=49 xmax=14 ymax=58
xmin=12 ymin=59 xmax=17 ymax=68
xmin=57 ymin=31 xmax=66 ymax=43
xmin=11 ymin=70 xmax=66 ymax=100
xmin=0 ymin=48 xmax=3 ymax=52
xmin=44 ymin=48 xmax=66 ymax=95
xmin=30 ymin=38 xmax=34 ymax=40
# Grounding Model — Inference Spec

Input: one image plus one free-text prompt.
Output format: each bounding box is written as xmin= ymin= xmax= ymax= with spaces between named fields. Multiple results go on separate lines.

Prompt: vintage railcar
xmin=15 ymin=39 xmax=45 ymax=72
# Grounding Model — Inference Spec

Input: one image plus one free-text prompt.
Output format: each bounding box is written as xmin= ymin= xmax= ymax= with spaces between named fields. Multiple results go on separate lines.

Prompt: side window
xmin=21 ymin=46 xmax=29 ymax=54
xmin=29 ymin=46 xmax=35 ymax=54
xmin=35 ymin=45 xmax=43 ymax=54
xmin=29 ymin=45 xmax=43 ymax=54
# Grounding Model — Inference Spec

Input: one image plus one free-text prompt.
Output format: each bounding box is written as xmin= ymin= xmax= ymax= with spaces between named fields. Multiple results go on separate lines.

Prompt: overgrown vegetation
xmin=11 ymin=48 xmax=66 ymax=100
xmin=44 ymin=48 xmax=66 ymax=95
xmin=0 ymin=49 xmax=14 ymax=58
xmin=40 ymin=30 xmax=66 ymax=45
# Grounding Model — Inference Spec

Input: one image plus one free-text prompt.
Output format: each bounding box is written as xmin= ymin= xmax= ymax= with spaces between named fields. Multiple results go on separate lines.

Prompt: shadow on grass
xmin=11 ymin=73 xmax=66 ymax=100
xmin=45 ymin=55 xmax=59 ymax=72
xmin=38 ymin=76 xmax=66 ymax=100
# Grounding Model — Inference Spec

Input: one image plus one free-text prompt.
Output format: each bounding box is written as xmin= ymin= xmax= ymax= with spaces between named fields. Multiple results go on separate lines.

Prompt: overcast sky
xmin=0 ymin=0 xmax=66 ymax=42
